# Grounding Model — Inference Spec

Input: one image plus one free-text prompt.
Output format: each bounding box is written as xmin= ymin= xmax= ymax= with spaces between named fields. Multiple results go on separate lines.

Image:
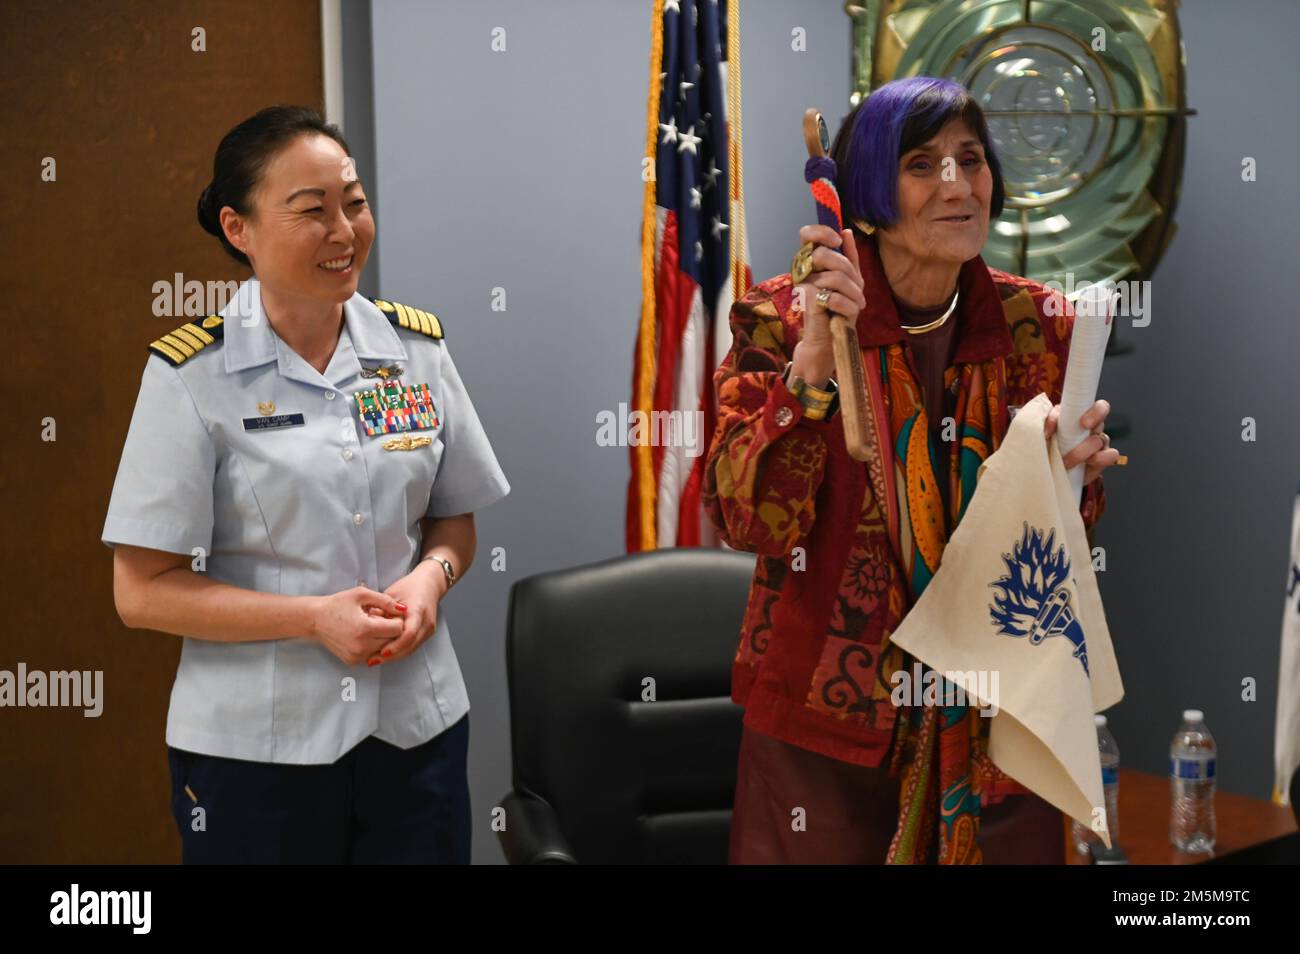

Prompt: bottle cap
xmin=1183 ymin=708 xmax=1203 ymax=722
xmin=1095 ymin=714 xmax=1107 ymax=727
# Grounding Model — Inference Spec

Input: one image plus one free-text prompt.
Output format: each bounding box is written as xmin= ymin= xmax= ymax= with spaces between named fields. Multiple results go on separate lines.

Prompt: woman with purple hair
xmin=703 ymin=77 xmax=1123 ymax=864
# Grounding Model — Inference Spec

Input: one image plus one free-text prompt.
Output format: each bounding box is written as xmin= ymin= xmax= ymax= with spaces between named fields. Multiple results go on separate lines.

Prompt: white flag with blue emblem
xmin=1272 ymin=486 xmax=1300 ymax=805
xmin=890 ymin=392 xmax=1124 ymax=845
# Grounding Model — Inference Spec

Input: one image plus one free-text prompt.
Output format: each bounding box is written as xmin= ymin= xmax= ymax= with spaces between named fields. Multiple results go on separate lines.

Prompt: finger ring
xmin=1099 ymin=432 xmax=1110 ymax=448
xmin=815 ymin=287 xmax=833 ymax=311
xmin=791 ymin=242 xmax=816 ymax=284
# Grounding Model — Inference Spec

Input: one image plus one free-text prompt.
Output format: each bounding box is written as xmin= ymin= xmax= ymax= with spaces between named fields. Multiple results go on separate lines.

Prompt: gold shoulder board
xmin=370 ymin=298 xmax=444 ymax=340
xmin=148 ymin=315 xmax=225 ymax=366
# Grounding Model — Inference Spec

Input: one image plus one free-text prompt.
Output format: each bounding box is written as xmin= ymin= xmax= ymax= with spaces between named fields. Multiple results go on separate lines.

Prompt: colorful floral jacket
xmin=703 ymin=236 xmax=1106 ymax=798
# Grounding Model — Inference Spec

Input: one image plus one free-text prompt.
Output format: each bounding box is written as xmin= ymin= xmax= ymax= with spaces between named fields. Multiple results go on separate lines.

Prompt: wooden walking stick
xmin=795 ymin=108 xmax=875 ymax=462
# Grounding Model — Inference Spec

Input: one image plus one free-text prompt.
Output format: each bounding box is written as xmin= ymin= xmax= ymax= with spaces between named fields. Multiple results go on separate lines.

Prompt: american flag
xmin=627 ymin=0 xmax=750 ymax=551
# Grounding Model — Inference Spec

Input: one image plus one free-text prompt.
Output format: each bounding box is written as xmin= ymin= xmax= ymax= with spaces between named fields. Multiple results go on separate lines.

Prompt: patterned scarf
xmin=856 ymin=339 xmax=1010 ymax=864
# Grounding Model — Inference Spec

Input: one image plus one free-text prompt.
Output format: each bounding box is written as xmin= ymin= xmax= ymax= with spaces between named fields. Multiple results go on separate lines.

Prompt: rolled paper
xmin=1056 ymin=280 xmax=1116 ymax=505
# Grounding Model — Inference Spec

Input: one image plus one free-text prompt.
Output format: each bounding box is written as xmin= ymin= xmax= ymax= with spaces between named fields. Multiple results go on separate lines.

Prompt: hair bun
xmin=196 ymin=184 xmax=218 ymax=234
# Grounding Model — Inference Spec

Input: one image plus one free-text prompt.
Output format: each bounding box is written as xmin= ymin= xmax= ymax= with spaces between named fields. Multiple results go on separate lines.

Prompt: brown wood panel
xmin=0 ymin=0 xmax=322 ymax=862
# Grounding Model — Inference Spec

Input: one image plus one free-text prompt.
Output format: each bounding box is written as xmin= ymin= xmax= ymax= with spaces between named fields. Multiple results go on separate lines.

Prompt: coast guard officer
xmin=102 ymin=106 xmax=509 ymax=864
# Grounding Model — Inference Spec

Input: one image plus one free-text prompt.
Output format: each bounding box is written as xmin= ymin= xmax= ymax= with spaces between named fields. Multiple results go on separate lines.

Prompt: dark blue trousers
xmin=166 ymin=714 xmax=471 ymax=864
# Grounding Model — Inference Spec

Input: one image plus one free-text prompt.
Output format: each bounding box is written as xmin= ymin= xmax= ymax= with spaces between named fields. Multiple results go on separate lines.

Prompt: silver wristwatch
xmin=422 ymin=554 xmax=456 ymax=588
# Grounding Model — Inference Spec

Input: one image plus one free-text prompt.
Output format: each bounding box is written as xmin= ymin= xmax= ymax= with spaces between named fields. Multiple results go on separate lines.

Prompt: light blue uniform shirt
xmin=102 ymin=278 xmax=509 ymax=764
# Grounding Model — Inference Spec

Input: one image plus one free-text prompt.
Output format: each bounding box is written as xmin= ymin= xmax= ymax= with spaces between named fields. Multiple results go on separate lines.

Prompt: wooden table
xmin=1064 ymin=768 xmax=1297 ymax=864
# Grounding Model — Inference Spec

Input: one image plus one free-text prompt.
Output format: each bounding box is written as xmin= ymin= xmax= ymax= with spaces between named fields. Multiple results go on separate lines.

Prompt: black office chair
xmin=497 ymin=547 xmax=756 ymax=864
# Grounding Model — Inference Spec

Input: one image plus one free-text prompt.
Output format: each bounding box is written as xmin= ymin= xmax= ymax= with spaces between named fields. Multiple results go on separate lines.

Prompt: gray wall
xmin=1092 ymin=0 xmax=1300 ymax=805
xmin=350 ymin=0 xmax=1299 ymax=863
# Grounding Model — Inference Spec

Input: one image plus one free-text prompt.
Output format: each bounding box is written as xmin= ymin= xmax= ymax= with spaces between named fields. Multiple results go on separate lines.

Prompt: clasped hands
xmin=309 ymin=560 xmax=448 ymax=668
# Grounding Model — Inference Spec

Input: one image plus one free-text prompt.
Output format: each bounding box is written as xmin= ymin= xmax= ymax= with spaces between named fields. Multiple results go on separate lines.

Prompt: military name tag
xmin=242 ymin=413 xmax=306 ymax=431
xmin=352 ymin=379 xmax=439 ymax=437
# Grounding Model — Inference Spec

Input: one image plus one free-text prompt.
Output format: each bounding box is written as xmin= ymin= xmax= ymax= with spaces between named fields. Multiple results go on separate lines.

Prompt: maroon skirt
xmin=728 ymin=725 xmax=1065 ymax=864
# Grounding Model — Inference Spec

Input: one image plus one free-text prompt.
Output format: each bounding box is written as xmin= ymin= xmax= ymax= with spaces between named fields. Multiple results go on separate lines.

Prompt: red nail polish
xmin=368 ymin=659 xmax=381 ymax=667
xmin=382 ymin=649 xmax=392 ymax=657
xmin=394 ymin=601 xmax=408 ymax=612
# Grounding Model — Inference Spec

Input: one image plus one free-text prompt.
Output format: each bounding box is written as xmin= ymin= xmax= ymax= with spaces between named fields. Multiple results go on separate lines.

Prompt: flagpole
xmin=727 ymin=0 xmax=747 ymax=300
xmin=631 ymin=0 xmax=666 ymax=551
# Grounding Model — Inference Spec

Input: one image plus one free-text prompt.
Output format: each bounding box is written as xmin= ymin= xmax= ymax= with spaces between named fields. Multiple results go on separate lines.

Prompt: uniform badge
xmin=243 ymin=399 xmax=303 ymax=431
xmin=382 ymin=435 xmax=434 ymax=452
xmin=352 ymin=379 xmax=439 ymax=437
xmin=242 ymin=412 xmax=305 ymax=431
xmin=361 ymin=363 xmax=404 ymax=380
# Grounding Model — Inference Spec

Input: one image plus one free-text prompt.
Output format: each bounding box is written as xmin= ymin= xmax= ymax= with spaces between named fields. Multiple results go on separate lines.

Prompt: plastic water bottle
xmin=1170 ymin=709 xmax=1216 ymax=853
xmin=1072 ymin=714 xmax=1120 ymax=854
